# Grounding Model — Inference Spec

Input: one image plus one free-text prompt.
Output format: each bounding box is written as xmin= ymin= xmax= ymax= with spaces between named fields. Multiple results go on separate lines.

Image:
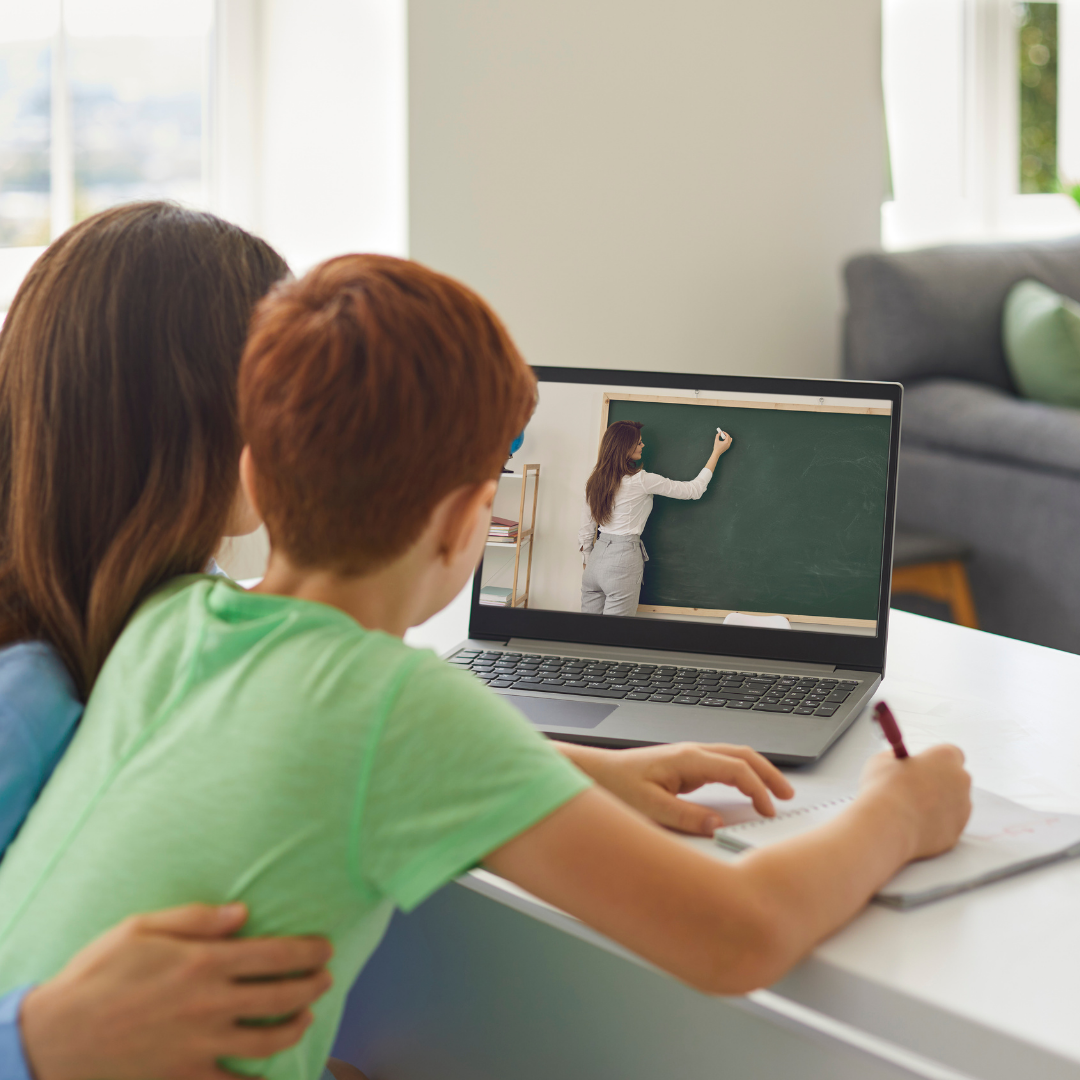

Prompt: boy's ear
xmin=238 ymin=446 xmax=263 ymax=523
xmin=438 ymin=480 xmax=498 ymax=561
xmin=223 ymin=447 xmax=263 ymax=537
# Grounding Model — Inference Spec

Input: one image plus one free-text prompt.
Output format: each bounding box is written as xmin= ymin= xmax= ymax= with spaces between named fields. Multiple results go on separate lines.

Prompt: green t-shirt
xmin=0 ymin=577 xmax=589 ymax=1080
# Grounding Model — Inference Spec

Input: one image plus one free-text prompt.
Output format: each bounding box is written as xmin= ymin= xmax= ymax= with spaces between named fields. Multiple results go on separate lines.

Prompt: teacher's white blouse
xmin=577 ymin=467 xmax=713 ymax=553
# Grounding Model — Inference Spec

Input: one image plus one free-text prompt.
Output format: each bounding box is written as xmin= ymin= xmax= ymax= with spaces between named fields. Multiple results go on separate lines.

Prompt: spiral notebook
xmin=714 ymin=788 xmax=1080 ymax=909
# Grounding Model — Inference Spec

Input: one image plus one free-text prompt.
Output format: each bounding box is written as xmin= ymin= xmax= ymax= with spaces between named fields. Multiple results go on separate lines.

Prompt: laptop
xmin=446 ymin=367 xmax=902 ymax=766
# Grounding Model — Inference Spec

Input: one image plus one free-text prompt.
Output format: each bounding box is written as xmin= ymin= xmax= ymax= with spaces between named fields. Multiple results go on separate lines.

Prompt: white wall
xmin=255 ymin=0 xmax=407 ymax=272
xmin=408 ymin=0 xmax=885 ymax=380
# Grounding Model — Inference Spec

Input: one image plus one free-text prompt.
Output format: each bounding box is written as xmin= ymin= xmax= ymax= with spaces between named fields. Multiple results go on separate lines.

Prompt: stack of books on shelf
xmin=487 ymin=517 xmax=519 ymax=544
xmin=479 ymin=586 xmax=513 ymax=607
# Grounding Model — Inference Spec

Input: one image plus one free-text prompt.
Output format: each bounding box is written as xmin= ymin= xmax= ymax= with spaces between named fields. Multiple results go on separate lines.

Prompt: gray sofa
xmin=843 ymin=236 xmax=1080 ymax=652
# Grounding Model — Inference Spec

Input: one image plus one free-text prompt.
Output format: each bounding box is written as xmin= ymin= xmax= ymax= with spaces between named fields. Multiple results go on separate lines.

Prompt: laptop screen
xmin=472 ymin=368 xmax=901 ymax=670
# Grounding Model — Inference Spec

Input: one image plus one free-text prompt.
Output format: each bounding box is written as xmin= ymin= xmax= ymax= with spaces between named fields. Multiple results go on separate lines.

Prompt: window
xmin=883 ymin=0 xmax=1080 ymax=249
xmin=0 ymin=14 xmax=50 ymax=248
xmin=0 ymin=0 xmax=214 ymax=310
xmin=1019 ymin=2 xmax=1058 ymax=193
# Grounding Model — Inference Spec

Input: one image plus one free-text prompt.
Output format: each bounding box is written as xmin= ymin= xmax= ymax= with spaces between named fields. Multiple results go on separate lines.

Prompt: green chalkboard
xmin=604 ymin=398 xmax=891 ymax=623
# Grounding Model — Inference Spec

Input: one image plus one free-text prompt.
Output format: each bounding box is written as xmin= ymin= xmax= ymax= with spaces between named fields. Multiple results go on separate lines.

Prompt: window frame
xmin=883 ymin=0 xmax=1080 ymax=250
xmin=0 ymin=0 xmax=246 ymax=312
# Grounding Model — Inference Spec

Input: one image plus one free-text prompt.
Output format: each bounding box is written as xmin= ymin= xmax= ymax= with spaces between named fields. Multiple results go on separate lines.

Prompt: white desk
xmin=332 ymin=597 xmax=1080 ymax=1079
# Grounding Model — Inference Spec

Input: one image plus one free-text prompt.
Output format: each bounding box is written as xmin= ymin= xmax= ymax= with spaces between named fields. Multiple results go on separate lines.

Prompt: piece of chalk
xmin=717 ymin=427 xmax=726 ymax=438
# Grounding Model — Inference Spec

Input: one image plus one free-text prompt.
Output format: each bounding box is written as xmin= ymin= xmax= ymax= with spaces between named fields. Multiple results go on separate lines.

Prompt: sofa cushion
xmin=1003 ymin=279 xmax=1080 ymax=407
xmin=903 ymin=379 xmax=1080 ymax=477
xmin=844 ymin=237 xmax=1080 ymax=389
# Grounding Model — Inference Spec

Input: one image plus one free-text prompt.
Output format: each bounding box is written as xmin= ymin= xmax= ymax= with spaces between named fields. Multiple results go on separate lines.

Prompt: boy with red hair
xmin=0 ymin=255 xmax=970 ymax=1080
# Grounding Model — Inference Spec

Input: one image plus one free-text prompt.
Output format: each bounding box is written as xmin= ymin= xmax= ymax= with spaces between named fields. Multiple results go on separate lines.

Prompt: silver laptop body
xmin=446 ymin=367 xmax=901 ymax=767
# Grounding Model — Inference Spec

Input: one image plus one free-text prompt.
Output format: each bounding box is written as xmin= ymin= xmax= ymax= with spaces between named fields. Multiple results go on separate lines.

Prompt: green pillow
xmin=1003 ymin=279 xmax=1080 ymax=407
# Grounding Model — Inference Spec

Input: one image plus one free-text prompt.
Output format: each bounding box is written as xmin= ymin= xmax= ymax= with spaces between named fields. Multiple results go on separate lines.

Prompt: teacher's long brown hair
xmin=0 ymin=202 xmax=287 ymax=697
xmin=585 ymin=420 xmax=644 ymax=527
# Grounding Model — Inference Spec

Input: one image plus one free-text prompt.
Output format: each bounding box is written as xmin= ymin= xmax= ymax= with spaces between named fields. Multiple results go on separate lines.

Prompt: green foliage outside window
xmin=1019 ymin=2 xmax=1058 ymax=195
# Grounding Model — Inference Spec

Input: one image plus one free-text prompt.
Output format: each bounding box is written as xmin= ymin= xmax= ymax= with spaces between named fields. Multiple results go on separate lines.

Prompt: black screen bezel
xmin=469 ymin=367 xmax=902 ymax=673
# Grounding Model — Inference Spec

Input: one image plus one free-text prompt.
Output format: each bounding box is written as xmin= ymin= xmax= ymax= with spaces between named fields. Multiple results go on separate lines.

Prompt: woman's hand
xmin=20 ymin=903 xmax=333 ymax=1080
xmin=555 ymin=741 xmax=794 ymax=835
xmin=706 ymin=431 xmax=733 ymax=471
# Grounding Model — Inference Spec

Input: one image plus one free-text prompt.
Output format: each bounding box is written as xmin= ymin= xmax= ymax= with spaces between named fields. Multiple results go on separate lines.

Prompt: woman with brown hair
xmin=578 ymin=419 xmax=732 ymax=615
xmin=0 ymin=201 xmax=281 ymax=849
xmin=0 ymin=201 xmax=337 ymax=1080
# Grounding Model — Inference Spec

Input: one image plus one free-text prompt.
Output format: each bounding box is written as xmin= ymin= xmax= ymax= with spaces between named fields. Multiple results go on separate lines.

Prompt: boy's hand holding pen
xmin=858 ymin=699 xmax=972 ymax=861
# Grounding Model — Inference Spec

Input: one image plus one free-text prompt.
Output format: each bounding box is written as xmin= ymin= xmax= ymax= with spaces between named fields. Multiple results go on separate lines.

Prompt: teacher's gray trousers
xmin=580 ymin=534 xmax=648 ymax=617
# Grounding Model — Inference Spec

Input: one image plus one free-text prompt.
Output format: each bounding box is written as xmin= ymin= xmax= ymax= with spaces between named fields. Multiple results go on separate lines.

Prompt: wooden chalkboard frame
xmin=471 ymin=367 xmax=903 ymax=675
xmin=600 ymin=392 xmax=892 ymax=418
xmin=634 ymin=605 xmax=876 ymax=628
xmin=599 ymin=393 xmax=881 ymax=629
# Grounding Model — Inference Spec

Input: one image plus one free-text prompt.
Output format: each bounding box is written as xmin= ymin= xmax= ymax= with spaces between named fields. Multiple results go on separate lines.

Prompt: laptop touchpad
xmin=504 ymin=694 xmax=616 ymax=730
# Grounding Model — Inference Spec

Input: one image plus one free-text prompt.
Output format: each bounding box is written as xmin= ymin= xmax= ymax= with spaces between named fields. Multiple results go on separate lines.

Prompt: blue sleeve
xmin=0 ymin=987 xmax=33 ymax=1080
xmin=0 ymin=703 xmax=79 ymax=860
xmin=0 ymin=643 xmax=83 ymax=857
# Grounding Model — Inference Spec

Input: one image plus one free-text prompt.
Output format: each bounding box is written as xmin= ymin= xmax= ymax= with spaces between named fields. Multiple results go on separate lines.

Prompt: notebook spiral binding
xmin=725 ymin=796 xmax=855 ymax=830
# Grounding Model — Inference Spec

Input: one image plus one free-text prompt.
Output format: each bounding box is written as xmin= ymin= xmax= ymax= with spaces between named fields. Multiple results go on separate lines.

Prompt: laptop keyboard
xmin=449 ymin=650 xmax=859 ymax=717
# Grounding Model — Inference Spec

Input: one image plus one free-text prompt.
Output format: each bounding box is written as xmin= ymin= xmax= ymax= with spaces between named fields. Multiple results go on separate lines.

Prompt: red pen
xmin=873 ymin=701 xmax=909 ymax=759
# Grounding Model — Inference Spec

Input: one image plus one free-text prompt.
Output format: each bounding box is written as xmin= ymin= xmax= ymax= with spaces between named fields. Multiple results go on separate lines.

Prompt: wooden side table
xmin=892 ymin=529 xmax=979 ymax=629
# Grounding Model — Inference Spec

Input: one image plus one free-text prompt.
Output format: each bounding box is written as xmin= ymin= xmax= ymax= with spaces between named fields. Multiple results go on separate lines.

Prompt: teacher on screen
xmin=578 ymin=420 xmax=732 ymax=616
